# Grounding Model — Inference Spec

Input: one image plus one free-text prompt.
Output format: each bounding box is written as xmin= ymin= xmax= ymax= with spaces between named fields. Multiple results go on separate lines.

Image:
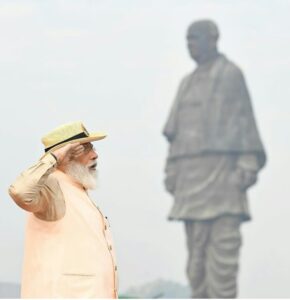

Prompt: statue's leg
xmin=184 ymin=220 xmax=212 ymax=298
xmin=206 ymin=215 xmax=242 ymax=298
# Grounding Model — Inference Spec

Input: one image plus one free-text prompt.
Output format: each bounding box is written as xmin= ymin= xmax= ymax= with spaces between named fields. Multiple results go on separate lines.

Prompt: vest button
xmin=109 ymin=245 xmax=112 ymax=251
xmin=104 ymin=225 xmax=107 ymax=230
xmin=115 ymin=266 xmax=117 ymax=271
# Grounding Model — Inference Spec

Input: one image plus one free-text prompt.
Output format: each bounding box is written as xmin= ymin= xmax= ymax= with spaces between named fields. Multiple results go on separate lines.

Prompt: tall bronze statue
xmin=163 ymin=20 xmax=266 ymax=298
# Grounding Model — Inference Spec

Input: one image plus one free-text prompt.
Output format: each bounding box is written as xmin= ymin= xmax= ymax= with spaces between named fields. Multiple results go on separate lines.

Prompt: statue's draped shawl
xmin=163 ymin=55 xmax=266 ymax=168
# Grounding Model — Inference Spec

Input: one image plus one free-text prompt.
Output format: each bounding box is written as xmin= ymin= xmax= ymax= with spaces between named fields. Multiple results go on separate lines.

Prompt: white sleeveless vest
xmin=21 ymin=170 xmax=118 ymax=298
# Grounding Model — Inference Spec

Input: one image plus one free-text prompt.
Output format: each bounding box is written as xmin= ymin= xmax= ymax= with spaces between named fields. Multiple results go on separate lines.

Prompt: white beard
xmin=66 ymin=161 xmax=98 ymax=190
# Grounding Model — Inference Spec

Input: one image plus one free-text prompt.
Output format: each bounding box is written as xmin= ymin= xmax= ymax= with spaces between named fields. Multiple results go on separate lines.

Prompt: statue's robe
xmin=163 ymin=54 xmax=266 ymax=221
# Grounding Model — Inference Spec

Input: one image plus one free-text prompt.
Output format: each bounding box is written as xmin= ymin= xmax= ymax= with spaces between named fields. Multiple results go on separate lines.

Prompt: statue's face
xmin=186 ymin=29 xmax=210 ymax=61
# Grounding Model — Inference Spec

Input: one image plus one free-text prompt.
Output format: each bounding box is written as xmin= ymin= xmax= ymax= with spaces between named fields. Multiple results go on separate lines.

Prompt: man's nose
xmin=91 ymin=150 xmax=98 ymax=160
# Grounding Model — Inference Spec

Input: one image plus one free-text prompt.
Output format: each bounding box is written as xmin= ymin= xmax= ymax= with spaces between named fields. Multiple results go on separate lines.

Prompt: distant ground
xmin=0 ymin=282 xmax=20 ymax=298
xmin=0 ymin=280 xmax=190 ymax=298
xmin=123 ymin=279 xmax=191 ymax=298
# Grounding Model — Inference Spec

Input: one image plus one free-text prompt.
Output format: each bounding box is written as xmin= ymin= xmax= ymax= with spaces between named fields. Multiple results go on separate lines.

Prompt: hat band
xmin=44 ymin=132 xmax=88 ymax=152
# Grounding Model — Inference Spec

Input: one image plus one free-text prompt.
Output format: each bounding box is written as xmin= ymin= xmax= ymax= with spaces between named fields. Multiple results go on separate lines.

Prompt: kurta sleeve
xmin=8 ymin=154 xmax=65 ymax=221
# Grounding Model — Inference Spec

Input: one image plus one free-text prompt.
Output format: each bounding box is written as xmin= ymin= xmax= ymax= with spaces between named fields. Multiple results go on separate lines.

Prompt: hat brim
xmin=40 ymin=132 xmax=107 ymax=160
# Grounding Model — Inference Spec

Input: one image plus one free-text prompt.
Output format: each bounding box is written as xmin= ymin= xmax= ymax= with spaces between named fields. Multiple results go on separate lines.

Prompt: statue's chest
xmin=177 ymin=77 xmax=208 ymax=128
xmin=177 ymin=69 xmax=222 ymax=128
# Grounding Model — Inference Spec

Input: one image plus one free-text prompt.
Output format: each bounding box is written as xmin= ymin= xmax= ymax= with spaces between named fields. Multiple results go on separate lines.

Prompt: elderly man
xmin=163 ymin=20 xmax=266 ymax=298
xmin=9 ymin=121 xmax=118 ymax=298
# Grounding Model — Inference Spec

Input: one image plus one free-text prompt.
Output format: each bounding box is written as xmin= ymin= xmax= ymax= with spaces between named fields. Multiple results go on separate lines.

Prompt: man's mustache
xmin=88 ymin=162 xmax=97 ymax=169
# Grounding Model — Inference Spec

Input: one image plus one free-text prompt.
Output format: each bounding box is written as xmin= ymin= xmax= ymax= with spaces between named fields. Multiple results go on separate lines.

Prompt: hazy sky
xmin=0 ymin=0 xmax=290 ymax=297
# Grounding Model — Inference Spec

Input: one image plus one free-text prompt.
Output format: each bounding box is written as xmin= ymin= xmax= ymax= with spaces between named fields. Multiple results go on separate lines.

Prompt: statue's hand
xmin=164 ymin=174 xmax=176 ymax=194
xmin=234 ymin=168 xmax=258 ymax=191
xmin=164 ymin=159 xmax=177 ymax=195
xmin=241 ymin=169 xmax=258 ymax=190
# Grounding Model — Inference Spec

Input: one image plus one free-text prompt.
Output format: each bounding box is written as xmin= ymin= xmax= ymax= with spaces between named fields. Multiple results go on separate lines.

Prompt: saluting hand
xmin=51 ymin=143 xmax=85 ymax=168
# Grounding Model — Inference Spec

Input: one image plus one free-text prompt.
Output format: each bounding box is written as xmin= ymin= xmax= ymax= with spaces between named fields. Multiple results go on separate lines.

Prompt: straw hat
xmin=41 ymin=121 xmax=106 ymax=155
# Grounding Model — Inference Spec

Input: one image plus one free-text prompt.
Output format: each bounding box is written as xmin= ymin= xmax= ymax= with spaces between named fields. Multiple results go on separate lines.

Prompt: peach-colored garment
xmin=9 ymin=155 xmax=118 ymax=298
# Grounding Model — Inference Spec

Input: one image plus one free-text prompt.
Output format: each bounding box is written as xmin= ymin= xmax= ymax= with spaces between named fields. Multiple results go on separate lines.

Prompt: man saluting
xmin=9 ymin=121 xmax=118 ymax=298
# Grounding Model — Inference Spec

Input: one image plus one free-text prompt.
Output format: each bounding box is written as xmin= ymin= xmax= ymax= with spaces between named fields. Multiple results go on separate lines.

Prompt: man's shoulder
xmin=46 ymin=170 xmax=62 ymax=189
xmin=177 ymin=69 xmax=191 ymax=83
xmin=179 ymin=71 xmax=194 ymax=88
xmin=222 ymin=55 xmax=244 ymax=78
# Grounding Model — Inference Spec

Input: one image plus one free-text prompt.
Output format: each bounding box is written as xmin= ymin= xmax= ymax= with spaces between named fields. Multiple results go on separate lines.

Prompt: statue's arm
xmin=163 ymin=75 xmax=190 ymax=142
xmin=164 ymin=158 xmax=177 ymax=195
xmin=225 ymin=62 xmax=266 ymax=168
xmin=223 ymin=63 xmax=265 ymax=189
xmin=8 ymin=154 xmax=65 ymax=221
xmin=234 ymin=69 xmax=262 ymax=189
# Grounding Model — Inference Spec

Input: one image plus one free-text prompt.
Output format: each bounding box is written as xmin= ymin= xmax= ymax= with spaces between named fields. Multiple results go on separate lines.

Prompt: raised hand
xmin=51 ymin=143 xmax=85 ymax=168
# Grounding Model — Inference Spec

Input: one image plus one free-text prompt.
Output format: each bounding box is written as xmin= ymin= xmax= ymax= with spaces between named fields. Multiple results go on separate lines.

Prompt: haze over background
xmin=0 ymin=0 xmax=289 ymax=297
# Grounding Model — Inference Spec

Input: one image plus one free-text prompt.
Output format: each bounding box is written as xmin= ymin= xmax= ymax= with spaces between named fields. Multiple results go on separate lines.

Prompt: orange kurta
xmin=9 ymin=154 xmax=118 ymax=298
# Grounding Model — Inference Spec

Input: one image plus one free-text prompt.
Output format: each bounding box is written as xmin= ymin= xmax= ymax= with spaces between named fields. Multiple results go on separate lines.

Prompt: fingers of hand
xmin=74 ymin=145 xmax=85 ymax=156
xmin=69 ymin=145 xmax=84 ymax=159
xmin=69 ymin=142 xmax=81 ymax=150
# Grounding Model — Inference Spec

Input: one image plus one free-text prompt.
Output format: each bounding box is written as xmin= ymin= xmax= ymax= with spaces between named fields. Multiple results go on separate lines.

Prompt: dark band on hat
xmin=44 ymin=132 xmax=88 ymax=152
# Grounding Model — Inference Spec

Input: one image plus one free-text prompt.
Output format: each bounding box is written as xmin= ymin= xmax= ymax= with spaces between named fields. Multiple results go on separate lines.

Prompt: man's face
xmin=74 ymin=142 xmax=98 ymax=172
xmin=65 ymin=142 xmax=98 ymax=190
xmin=187 ymin=30 xmax=210 ymax=61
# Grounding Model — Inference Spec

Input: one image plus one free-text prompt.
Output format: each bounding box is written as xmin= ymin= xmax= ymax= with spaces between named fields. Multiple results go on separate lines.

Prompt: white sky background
xmin=0 ymin=0 xmax=289 ymax=297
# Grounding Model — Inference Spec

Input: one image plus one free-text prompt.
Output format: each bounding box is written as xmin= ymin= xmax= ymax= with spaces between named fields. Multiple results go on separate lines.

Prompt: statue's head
xmin=186 ymin=19 xmax=219 ymax=63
